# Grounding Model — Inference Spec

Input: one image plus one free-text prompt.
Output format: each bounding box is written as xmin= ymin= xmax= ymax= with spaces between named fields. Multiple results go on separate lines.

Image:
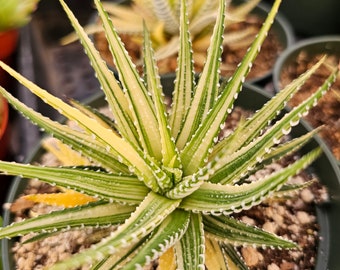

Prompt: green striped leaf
xmin=123 ymin=209 xmax=190 ymax=269
xmin=176 ymin=0 xmax=225 ymax=150
xmin=59 ymin=0 xmax=140 ymax=148
xmin=93 ymin=0 xmax=163 ymax=160
xmin=169 ymin=0 xmax=194 ymax=140
xmin=0 ymin=201 xmax=134 ymax=239
xmin=180 ymin=0 xmax=282 ymax=175
xmin=209 ymin=66 xmax=338 ymax=184
xmin=174 ymin=213 xmax=205 ymax=270
xmin=0 ymin=87 xmax=129 ymax=173
xmin=211 ymin=57 xmax=326 ymax=159
xmin=204 ymin=215 xmax=296 ymax=248
xmin=180 ymin=148 xmax=321 ymax=213
xmin=142 ymin=22 xmax=179 ymax=171
xmin=0 ymin=162 xmax=148 ymax=204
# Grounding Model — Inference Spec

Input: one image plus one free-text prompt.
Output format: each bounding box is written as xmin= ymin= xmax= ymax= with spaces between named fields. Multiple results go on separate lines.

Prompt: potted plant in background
xmin=0 ymin=0 xmax=39 ymax=88
xmin=273 ymin=36 xmax=340 ymax=163
xmin=0 ymin=0 xmax=339 ymax=269
xmin=62 ymin=0 xmax=294 ymax=85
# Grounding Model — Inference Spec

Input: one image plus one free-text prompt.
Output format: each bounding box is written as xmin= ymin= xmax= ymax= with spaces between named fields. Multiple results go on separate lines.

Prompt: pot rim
xmin=273 ymin=35 xmax=340 ymax=92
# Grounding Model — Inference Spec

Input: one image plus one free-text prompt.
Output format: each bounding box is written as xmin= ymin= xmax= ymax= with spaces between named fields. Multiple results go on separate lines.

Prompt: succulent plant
xmin=0 ymin=0 xmax=39 ymax=32
xmin=62 ymin=0 xmax=261 ymax=69
xmin=0 ymin=0 xmax=338 ymax=269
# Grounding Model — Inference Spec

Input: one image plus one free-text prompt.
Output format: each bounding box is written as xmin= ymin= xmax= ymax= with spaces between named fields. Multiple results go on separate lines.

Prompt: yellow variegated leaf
xmin=205 ymin=237 xmax=227 ymax=270
xmin=42 ymin=138 xmax=91 ymax=166
xmin=158 ymin=247 xmax=176 ymax=270
xmin=23 ymin=190 xmax=97 ymax=208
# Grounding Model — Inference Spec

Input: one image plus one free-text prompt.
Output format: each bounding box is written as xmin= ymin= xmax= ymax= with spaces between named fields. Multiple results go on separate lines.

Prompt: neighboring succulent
xmin=0 ymin=0 xmax=39 ymax=32
xmin=62 ymin=0 xmax=261 ymax=69
xmin=0 ymin=0 xmax=338 ymax=270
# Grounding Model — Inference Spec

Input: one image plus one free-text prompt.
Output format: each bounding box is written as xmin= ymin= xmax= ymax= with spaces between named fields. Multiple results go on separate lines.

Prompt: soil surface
xmin=4 ymin=106 xmax=328 ymax=270
xmin=279 ymin=52 xmax=340 ymax=161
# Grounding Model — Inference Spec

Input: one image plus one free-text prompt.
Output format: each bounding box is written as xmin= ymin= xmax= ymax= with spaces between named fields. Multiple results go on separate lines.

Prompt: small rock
xmin=300 ymin=189 xmax=314 ymax=203
xmin=241 ymin=246 xmax=263 ymax=266
xmin=296 ymin=211 xmax=314 ymax=224
xmin=267 ymin=263 xmax=280 ymax=270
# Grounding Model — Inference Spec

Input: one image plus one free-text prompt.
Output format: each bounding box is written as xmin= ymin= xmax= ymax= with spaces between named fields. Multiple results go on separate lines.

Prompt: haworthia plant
xmin=0 ymin=0 xmax=338 ymax=269
xmin=61 ymin=0 xmax=261 ymax=67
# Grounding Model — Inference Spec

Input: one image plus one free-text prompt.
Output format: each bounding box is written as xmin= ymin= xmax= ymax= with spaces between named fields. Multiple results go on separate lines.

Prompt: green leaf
xmin=93 ymin=0 xmax=163 ymax=160
xmin=212 ymin=57 xmax=326 ymax=158
xmin=180 ymin=0 xmax=282 ymax=175
xmin=204 ymin=215 xmax=297 ymax=248
xmin=0 ymin=201 xmax=134 ymax=239
xmin=180 ymin=148 xmax=322 ymax=214
xmin=123 ymin=209 xmax=190 ymax=269
xmin=221 ymin=243 xmax=249 ymax=270
xmin=90 ymin=236 xmax=150 ymax=270
xmin=176 ymin=0 xmax=225 ymax=150
xmin=238 ymin=129 xmax=321 ymax=182
xmin=142 ymin=21 xmax=180 ymax=170
xmin=0 ymin=87 xmax=129 ymax=173
xmin=0 ymin=162 xmax=148 ymax=204
xmin=169 ymin=0 xmax=194 ymax=140
xmin=208 ymin=65 xmax=338 ymax=184
xmin=59 ymin=0 xmax=140 ymax=148
xmin=275 ymin=180 xmax=316 ymax=197
xmin=174 ymin=213 xmax=205 ymax=270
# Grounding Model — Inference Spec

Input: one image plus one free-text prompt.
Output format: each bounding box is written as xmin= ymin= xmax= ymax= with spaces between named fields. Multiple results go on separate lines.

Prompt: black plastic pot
xmin=2 ymin=82 xmax=340 ymax=269
xmin=273 ymin=36 xmax=340 ymax=89
xmin=273 ymin=36 xmax=340 ymax=164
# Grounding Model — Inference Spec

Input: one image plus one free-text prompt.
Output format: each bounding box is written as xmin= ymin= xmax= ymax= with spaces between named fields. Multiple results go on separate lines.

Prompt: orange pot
xmin=0 ymin=29 xmax=19 ymax=59
xmin=0 ymin=95 xmax=9 ymax=160
xmin=0 ymin=29 xmax=19 ymax=89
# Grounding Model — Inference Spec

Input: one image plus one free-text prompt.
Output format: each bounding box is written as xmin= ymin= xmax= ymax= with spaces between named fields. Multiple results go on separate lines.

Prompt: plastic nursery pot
xmin=273 ymin=36 xmax=340 ymax=88
xmin=273 ymin=36 xmax=340 ymax=164
xmin=2 ymin=81 xmax=340 ymax=269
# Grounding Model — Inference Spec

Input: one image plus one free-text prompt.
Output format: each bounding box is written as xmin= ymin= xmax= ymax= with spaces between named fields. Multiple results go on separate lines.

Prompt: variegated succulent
xmin=0 ymin=0 xmax=338 ymax=269
xmin=62 ymin=0 xmax=261 ymax=69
